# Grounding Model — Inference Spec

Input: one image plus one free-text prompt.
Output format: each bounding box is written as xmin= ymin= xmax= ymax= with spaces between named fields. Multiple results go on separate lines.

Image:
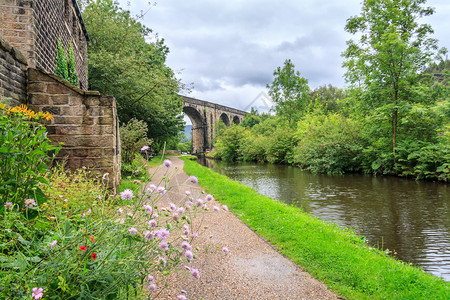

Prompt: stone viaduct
xmin=182 ymin=96 xmax=247 ymax=154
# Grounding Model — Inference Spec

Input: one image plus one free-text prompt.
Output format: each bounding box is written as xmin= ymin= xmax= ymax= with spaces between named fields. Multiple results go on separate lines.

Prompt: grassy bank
xmin=181 ymin=157 xmax=450 ymax=299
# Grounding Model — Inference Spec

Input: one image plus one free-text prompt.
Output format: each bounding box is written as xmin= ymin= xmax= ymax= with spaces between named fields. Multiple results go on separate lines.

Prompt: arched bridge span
xmin=182 ymin=96 xmax=247 ymax=154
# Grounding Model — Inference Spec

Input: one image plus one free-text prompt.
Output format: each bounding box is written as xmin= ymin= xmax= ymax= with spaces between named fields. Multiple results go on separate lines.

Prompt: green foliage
xmin=55 ymin=39 xmax=68 ymax=81
xmin=265 ymin=127 xmax=297 ymax=164
xmin=1 ymin=158 xmax=210 ymax=299
xmin=119 ymin=118 xmax=152 ymax=164
xmin=0 ymin=104 xmax=60 ymax=208
xmin=67 ymin=43 xmax=79 ymax=86
xmin=309 ymin=84 xmax=345 ymax=113
xmin=182 ymin=158 xmax=450 ymax=299
xmin=267 ymin=59 xmax=310 ymax=124
xmin=214 ymin=125 xmax=246 ymax=161
xmin=294 ymin=113 xmax=365 ymax=174
xmin=82 ymin=0 xmax=184 ymax=144
xmin=342 ymin=0 xmax=446 ymax=158
xmin=121 ymin=154 xmax=150 ymax=180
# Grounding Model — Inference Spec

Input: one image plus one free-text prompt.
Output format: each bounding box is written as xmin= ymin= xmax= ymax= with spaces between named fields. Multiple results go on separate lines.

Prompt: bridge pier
xmin=182 ymin=96 xmax=246 ymax=155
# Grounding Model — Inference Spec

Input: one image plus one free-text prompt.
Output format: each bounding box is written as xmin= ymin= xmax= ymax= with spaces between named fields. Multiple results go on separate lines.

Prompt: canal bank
xmin=182 ymin=157 xmax=450 ymax=299
xmin=198 ymin=158 xmax=450 ymax=281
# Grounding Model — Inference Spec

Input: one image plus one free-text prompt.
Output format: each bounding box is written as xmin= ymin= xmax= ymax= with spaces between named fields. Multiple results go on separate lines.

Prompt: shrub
xmin=0 ymin=103 xmax=60 ymax=208
xmin=293 ymin=113 xmax=365 ymax=174
xmin=120 ymin=118 xmax=152 ymax=164
xmin=68 ymin=43 xmax=78 ymax=86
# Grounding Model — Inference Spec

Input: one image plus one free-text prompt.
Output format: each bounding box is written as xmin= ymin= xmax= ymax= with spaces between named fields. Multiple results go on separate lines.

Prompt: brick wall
xmin=0 ymin=0 xmax=89 ymax=90
xmin=0 ymin=35 xmax=27 ymax=104
xmin=27 ymin=68 xmax=121 ymax=192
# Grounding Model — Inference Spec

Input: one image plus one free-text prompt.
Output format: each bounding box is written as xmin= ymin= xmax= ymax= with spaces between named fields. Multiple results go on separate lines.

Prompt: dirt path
xmin=150 ymin=156 xmax=339 ymax=300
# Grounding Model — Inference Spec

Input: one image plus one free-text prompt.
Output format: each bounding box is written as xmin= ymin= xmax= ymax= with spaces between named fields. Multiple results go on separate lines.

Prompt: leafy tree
xmin=342 ymin=0 xmax=446 ymax=159
xmin=266 ymin=59 xmax=310 ymax=124
xmin=82 ymin=0 xmax=185 ymax=145
xmin=309 ymin=84 xmax=345 ymax=113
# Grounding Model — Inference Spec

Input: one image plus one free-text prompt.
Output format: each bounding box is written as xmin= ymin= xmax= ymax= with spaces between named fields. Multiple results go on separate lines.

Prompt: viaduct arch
xmin=182 ymin=96 xmax=247 ymax=154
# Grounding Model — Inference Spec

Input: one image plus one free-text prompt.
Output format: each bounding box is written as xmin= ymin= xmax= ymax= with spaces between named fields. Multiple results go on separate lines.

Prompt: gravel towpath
xmin=151 ymin=156 xmax=339 ymax=300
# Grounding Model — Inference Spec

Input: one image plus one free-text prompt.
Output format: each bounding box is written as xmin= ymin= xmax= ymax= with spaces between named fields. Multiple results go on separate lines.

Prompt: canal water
xmin=199 ymin=158 xmax=450 ymax=281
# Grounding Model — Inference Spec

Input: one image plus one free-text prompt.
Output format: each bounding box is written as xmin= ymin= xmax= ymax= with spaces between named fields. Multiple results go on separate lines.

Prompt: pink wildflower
xmin=31 ymin=287 xmax=44 ymax=299
xmin=147 ymin=274 xmax=154 ymax=282
xmin=177 ymin=207 xmax=185 ymax=214
xmin=144 ymin=205 xmax=152 ymax=214
xmin=64 ymin=199 xmax=68 ymax=203
xmin=195 ymin=199 xmax=203 ymax=207
xmin=144 ymin=230 xmax=155 ymax=240
xmin=172 ymin=213 xmax=180 ymax=221
xmin=141 ymin=145 xmax=150 ymax=151
xmin=117 ymin=208 xmax=123 ymax=214
xmin=177 ymin=295 xmax=187 ymax=300
xmin=222 ymin=205 xmax=229 ymax=211
xmin=181 ymin=241 xmax=192 ymax=251
xmin=148 ymin=283 xmax=157 ymax=292
xmin=205 ymin=194 xmax=214 ymax=201
xmin=148 ymin=184 xmax=157 ymax=191
xmin=159 ymin=241 xmax=169 ymax=252
xmin=185 ymin=190 xmax=191 ymax=196
xmin=148 ymin=219 xmax=157 ymax=228
xmin=50 ymin=240 xmax=57 ymax=250
xmin=128 ymin=228 xmax=138 ymax=235
xmin=157 ymin=228 xmax=170 ymax=239
xmin=163 ymin=159 xmax=172 ymax=168
xmin=169 ymin=202 xmax=177 ymax=211
xmin=190 ymin=268 xmax=200 ymax=279
xmin=222 ymin=247 xmax=229 ymax=254
xmin=121 ymin=189 xmax=133 ymax=200
xmin=4 ymin=202 xmax=13 ymax=210
xmin=157 ymin=186 xmax=166 ymax=194
xmin=24 ymin=199 xmax=37 ymax=208
xmin=151 ymin=212 xmax=159 ymax=219
xmin=184 ymin=250 xmax=194 ymax=260
xmin=102 ymin=172 xmax=109 ymax=180
xmin=188 ymin=176 xmax=198 ymax=184
xmin=213 ymin=206 xmax=220 ymax=212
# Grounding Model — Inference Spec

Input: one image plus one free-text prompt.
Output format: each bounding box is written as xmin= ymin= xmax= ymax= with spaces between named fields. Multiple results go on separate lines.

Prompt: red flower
xmin=91 ymin=253 xmax=97 ymax=260
xmin=59 ymin=183 xmax=66 ymax=188
xmin=89 ymin=235 xmax=96 ymax=243
xmin=79 ymin=245 xmax=87 ymax=251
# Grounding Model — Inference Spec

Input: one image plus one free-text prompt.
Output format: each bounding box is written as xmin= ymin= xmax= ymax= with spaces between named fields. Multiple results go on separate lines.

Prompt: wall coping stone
xmin=33 ymin=67 xmax=101 ymax=96
xmin=0 ymin=35 xmax=28 ymax=65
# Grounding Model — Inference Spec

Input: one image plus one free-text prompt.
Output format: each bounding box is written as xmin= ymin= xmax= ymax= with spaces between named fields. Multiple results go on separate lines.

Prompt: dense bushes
xmin=211 ymin=98 xmax=449 ymax=181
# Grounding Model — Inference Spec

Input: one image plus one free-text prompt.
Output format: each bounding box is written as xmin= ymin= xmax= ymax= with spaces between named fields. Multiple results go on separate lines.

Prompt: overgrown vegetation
xmin=0 ymin=104 xmax=214 ymax=299
xmin=182 ymin=157 xmax=450 ymax=299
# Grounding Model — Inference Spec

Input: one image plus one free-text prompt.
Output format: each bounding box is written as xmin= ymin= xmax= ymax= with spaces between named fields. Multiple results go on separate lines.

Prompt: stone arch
xmin=232 ymin=115 xmax=240 ymax=125
xmin=183 ymin=106 xmax=205 ymax=154
xmin=219 ymin=113 xmax=230 ymax=127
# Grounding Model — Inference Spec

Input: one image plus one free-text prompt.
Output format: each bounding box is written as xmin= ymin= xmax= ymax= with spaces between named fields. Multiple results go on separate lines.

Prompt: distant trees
xmin=82 ymin=0 xmax=185 ymax=148
xmin=266 ymin=59 xmax=310 ymax=124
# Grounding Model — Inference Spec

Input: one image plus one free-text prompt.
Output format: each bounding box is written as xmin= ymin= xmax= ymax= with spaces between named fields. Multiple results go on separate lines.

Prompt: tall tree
xmin=266 ymin=59 xmax=310 ymax=124
xmin=82 ymin=0 xmax=185 ymax=145
xmin=342 ymin=0 xmax=446 ymax=159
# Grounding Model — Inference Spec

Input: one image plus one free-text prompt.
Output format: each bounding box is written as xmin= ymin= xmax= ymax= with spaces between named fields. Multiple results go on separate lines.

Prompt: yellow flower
xmin=0 ymin=104 xmax=5 ymax=110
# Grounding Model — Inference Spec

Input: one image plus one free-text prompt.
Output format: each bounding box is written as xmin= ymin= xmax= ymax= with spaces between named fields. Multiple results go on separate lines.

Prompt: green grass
xmin=181 ymin=157 xmax=450 ymax=299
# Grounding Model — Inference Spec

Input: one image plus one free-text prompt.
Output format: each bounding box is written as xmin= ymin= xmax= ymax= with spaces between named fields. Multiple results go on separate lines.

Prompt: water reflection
xmin=199 ymin=158 xmax=450 ymax=281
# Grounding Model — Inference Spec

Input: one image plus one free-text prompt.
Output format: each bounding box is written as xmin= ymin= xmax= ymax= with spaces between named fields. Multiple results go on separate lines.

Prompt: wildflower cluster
xmin=0 ymin=158 xmax=227 ymax=299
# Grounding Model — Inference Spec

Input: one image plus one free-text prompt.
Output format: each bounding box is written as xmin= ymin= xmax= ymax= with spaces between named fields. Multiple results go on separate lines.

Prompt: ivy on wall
xmin=55 ymin=39 xmax=78 ymax=87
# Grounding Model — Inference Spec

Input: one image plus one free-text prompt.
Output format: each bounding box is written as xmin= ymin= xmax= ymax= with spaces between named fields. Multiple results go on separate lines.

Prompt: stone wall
xmin=0 ymin=35 xmax=27 ymax=104
xmin=0 ymin=0 xmax=89 ymax=90
xmin=27 ymin=68 xmax=121 ymax=192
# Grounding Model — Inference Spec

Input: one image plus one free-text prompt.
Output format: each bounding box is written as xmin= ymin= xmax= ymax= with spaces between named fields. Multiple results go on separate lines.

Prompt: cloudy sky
xmin=117 ymin=0 xmax=449 ymax=115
